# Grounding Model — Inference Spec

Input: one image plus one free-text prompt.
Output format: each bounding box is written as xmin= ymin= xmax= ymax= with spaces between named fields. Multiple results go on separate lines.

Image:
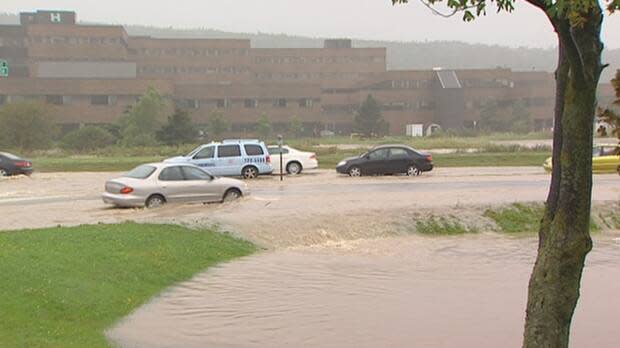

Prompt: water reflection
xmin=108 ymin=234 xmax=620 ymax=348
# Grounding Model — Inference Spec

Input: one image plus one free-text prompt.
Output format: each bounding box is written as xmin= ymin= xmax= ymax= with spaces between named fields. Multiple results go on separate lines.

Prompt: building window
xmin=299 ymin=98 xmax=313 ymax=108
xmin=216 ymin=99 xmax=229 ymax=108
xmin=91 ymin=95 xmax=115 ymax=105
xmin=244 ymin=99 xmax=258 ymax=108
xmin=274 ymin=98 xmax=287 ymax=108
xmin=175 ymin=99 xmax=199 ymax=109
xmin=187 ymin=99 xmax=199 ymax=109
xmin=46 ymin=95 xmax=65 ymax=105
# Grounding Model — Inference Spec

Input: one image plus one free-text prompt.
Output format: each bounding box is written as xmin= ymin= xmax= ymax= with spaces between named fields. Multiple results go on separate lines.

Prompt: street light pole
xmin=277 ymin=134 xmax=284 ymax=181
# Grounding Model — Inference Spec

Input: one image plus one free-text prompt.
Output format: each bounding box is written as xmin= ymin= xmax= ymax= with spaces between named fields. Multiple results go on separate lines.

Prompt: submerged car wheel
xmin=407 ymin=165 xmax=421 ymax=177
xmin=286 ymin=162 xmax=302 ymax=175
xmin=242 ymin=166 xmax=258 ymax=179
xmin=0 ymin=168 xmax=7 ymax=177
xmin=145 ymin=194 xmax=166 ymax=208
xmin=223 ymin=188 xmax=242 ymax=202
xmin=348 ymin=166 xmax=362 ymax=177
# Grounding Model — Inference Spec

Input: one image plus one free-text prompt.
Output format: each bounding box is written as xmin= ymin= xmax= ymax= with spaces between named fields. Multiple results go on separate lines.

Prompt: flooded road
xmin=108 ymin=233 xmax=620 ymax=348
xmin=2 ymin=168 xmax=619 ymax=249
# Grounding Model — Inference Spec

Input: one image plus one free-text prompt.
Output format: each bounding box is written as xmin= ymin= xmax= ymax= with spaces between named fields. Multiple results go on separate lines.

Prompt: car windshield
xmin=0 ymin=152 xmax=20 ymax=160
xmin=124 ymin=165 xmax=157 ymax=179
xmin=186 ymin=146 xmax=203 ymax=157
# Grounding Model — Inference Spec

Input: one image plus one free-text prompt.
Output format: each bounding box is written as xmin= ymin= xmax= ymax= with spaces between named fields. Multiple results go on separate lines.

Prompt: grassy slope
xmin=23 ymin=134 xmax=553 ymax=172
xmin=30 ymin=152 xmax=549 ymax=172
xmin=0 ymin=223 xmax=256 ymax=348
xmin=32 ymin=156 xmax=164 ymax=172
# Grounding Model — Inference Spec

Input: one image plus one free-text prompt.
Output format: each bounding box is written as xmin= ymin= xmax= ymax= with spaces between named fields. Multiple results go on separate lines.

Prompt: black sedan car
xmin=0 ymin=152 xmax=34 ymax=176
xmin=336 ymin=145 xmax=433 ymax=177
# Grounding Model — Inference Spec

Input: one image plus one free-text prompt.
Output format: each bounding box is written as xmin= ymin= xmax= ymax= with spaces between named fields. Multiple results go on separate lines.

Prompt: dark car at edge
xmin=0 ymin=152 xmax=34 ymax=176
xmin=336 ymin=145 xmax=433 ymax=177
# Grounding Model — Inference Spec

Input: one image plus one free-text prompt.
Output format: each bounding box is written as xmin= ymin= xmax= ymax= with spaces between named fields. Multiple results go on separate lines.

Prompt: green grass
xmin=33 ymin=156 xmax=165 ymax=172
xmin=287 ymin=132 xmax=553 ymax=150
xmin=14 ymin=133 xmax=551 ymax=172
xmin=29 ymin=151 xmax=550 ymax=172
xmin=484 ymin=203 xmax=545 ymax=233
xmin=0 ymin=223 xmax=256 ymax=348
xmin=597 ymin=212 xmax=620 ymax=230
xmin=415 ymin=216 xmax=479 ymax=235
xmin=432 ymin=152 xmax=550 ymax=167
xmin=485 ymin=203 xmax=600 ymax=233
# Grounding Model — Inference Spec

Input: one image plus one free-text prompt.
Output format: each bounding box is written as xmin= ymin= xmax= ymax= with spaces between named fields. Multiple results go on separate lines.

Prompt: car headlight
xmin=337 ymin=161 xmax=347 ymax=167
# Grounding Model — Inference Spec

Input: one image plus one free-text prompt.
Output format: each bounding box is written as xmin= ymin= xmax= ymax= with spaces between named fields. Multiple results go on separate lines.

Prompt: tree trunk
xmin=522 ymin=9 xmax=605 ymax=348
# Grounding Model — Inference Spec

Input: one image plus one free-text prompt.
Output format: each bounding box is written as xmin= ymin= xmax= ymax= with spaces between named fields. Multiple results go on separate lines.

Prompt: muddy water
xmin=108 ymin=234 xmax=620 ymax=348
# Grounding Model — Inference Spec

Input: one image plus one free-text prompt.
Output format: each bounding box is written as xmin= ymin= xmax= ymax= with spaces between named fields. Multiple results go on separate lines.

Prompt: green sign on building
xmin=0 ymin=60 xmax=8 ymax=77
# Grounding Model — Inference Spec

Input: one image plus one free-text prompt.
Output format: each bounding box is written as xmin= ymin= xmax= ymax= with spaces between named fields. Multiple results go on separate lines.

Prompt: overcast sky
xmin=4 ymin=0 xmax=620 ymax=49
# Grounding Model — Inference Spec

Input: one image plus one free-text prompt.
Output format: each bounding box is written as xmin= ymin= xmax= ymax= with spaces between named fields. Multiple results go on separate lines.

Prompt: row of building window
xmin=381 ymin=101 xmax=436 ymax=111
xmin=0 ymin=95 xmax=319 ymax=109
xmin=461 ymin=78 xmax=515 ymax=88
xmin=0 ymin=95 xmax=122 ymax=106
xmin=254 ymin=72 xmax=367 ymax=80
xmin=464 ymin=97 xmax=552 ymax=109
xmin=30 ymin=36 xmax=125 ymax=46
xmin=175 ymin=98 xmax=315 ymax=109
xmin=0 ymin=94 xmax=551 ymax=110
xmin=138 ymin=66 xmax=249 ymax=75
xmin=132 ymin=48 xmax=250 ymax=57
xmin=0 ymin=38 xmax=27 ymax=47
xmin=253 ymin=56 xmax=384 ymax=65
xmin=364 ymin=80 xmax=434 ymax=90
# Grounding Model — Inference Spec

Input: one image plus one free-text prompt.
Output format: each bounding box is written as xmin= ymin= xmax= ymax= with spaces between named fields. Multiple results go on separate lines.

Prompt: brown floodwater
xmin=108 ymin=233 xmax=620 ymax=348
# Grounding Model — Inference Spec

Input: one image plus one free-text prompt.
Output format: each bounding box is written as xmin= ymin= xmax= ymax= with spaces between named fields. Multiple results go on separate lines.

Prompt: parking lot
xmin=0 ymin=168 xmax=617 ymax=247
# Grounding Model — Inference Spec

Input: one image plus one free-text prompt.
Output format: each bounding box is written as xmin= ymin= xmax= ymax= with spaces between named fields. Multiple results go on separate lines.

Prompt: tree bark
xmin=523 ymin=7 xmax=605 ymax=348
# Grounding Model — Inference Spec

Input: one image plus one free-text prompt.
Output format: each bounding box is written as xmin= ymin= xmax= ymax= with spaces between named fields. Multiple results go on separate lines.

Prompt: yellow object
xmin=543 ymin=144 xmax=620 ymax=174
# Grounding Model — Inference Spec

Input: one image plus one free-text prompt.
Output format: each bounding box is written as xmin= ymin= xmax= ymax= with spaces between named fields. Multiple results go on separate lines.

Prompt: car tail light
xmin=266 ymin=155 xmax=271 ymax=163
xmin=120 ymin=186 xmax=134 ymax=194
xmin=426 ymin=155 xmax=433 ymax=162
xmin=15 ymin=161 xmax=30 ymax=167
xmin=310 ymin=154 xmax=317 ymax=160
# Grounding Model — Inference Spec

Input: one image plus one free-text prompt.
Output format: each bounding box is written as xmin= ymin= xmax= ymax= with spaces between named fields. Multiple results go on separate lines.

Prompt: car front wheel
xmin=348 ymin=166 xmax=362 ymax=177
xmin=407 ymin=165 xmax=421 ymax=177
xmin=0 ymin=168 xmax=8 ymax=177
xmin=223 ymin=188 xmax=242 ymax=202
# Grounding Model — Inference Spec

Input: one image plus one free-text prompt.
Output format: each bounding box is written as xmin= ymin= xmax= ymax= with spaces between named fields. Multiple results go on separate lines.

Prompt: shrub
xmin=61 ymin=126 xmax=116 ymax=151
xmin=0 ymin=101 xmax=57 ymax=150
xmin=118 ymin=87 xmax=166 ymax=147
xmin=157 ymin=109 xmax=198 ymax=145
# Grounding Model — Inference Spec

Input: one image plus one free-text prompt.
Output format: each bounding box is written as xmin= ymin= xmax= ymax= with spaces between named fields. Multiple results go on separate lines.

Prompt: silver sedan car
xmin=102 ymin=163 xmax=249 ymax=208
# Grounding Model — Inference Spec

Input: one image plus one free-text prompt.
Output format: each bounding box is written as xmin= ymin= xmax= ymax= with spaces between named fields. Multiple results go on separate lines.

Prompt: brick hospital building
xmin=0 ymin=10 xmax=615 ymax=135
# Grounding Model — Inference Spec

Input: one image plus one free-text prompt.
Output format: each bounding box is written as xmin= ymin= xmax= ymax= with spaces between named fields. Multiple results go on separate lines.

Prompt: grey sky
xmin=4 ymin=0 xmax=619 ymax=48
